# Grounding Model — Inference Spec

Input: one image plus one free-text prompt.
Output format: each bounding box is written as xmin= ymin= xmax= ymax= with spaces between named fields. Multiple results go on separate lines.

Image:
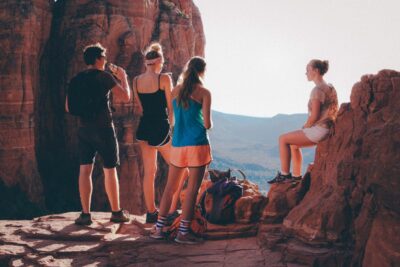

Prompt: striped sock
xmin=178 ymin=219 xmax=190 ymax=235
xmin=156 ymin=215 xmax=167 ymax=229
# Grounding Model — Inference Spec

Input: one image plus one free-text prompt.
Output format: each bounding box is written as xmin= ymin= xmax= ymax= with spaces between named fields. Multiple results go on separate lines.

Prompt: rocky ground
xmin=1 ymin=208 xmax=351 ymax=267
xmin=0 ymin=212 xmax=284 ymax=267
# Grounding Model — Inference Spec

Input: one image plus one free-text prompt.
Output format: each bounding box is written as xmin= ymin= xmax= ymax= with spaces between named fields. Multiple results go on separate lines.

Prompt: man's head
xmin=83 ymin=43 xmax=106 ymax=66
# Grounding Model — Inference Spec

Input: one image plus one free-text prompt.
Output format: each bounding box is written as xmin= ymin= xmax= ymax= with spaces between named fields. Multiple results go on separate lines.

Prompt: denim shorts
xmin=78 ymin=126 xmax=119 ymax=168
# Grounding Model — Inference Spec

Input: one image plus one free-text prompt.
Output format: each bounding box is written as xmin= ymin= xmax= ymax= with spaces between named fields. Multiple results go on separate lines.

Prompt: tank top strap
xmin=158 ymin=74 xmax=161 ymax=89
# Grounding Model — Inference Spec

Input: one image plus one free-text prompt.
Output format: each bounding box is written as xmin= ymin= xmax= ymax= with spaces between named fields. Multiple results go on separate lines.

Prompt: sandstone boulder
xmin=261 ymin=172 xmax=310 ymax=224
xmin=235 ymin=178 xmax=268 ymax=224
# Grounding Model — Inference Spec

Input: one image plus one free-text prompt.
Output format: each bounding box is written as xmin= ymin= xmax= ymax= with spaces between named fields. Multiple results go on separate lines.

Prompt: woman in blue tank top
xmin=151 ymin=57 xmax=212 ymax=244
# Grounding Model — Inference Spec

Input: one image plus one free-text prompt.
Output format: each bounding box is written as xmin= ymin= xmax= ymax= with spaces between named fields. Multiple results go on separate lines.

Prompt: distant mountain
xmin=208 ymin=111 xmax=315 ymax=192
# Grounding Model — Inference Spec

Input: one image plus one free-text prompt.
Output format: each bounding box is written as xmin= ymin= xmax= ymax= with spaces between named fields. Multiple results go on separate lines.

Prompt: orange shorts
xmin=170 ymin=145 xmax=212 ymax=168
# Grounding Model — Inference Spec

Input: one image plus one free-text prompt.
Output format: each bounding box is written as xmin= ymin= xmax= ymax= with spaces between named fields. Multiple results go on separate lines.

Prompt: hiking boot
xmin=268 ymin=172 xmax=291 ymax=184
xmin=174 ymin=232 xmax=203 ymax=245
xmin=110 ymin=209 xmax=130 ymax=223
xmin=146 ymin=210 xmax=159 ymax=224
xmin=149 ymin=225 xmax=166 ymax=240
xmin=75 ymin=212 xmax=92 ymax=226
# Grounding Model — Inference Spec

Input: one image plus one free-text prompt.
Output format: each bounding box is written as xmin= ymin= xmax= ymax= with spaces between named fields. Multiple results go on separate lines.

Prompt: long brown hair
xmin=177 ymin=57 xmax=206 ymax=108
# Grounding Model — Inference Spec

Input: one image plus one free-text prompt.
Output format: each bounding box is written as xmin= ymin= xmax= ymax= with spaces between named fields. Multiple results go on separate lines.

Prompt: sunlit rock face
xmin=0 ymin=0 xmax=205 ymax=218
xmin=276 ymin=70 xmax=400 ymax=266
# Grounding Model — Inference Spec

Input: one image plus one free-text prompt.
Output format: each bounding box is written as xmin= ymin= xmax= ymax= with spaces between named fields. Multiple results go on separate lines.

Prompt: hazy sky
xmin=193 ymin=0 xmax=400 ymax=117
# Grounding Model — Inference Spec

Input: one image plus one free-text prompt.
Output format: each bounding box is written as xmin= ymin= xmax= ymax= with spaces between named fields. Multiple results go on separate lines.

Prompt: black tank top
xmin=137 ymin=74 xmax=168 ymax=120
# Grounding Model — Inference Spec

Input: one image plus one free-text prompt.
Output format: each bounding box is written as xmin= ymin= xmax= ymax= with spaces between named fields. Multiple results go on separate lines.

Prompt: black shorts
xmin=78 ymin=126 xmax=119 ymax=168
xmin=136 ymin=118 xmax=170 ymax=146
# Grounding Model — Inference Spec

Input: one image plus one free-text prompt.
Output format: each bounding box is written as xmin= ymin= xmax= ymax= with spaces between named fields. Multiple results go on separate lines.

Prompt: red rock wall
xmin=0 ymin=0 xmax=53 ymax=218
xmin=282 ymin=70 xmax=400 ymax=266
xmin=0 ymin=0 xmax=205 ymax=218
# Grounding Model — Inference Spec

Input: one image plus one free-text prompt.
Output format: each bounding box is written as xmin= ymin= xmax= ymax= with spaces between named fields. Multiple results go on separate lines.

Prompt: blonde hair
xmin=145 ymin=42 xmax=163 ymax=60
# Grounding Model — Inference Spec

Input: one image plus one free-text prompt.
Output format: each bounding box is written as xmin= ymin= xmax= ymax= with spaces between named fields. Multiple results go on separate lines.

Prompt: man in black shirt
xmin=65 ymin=43 xmax=131 ymax=225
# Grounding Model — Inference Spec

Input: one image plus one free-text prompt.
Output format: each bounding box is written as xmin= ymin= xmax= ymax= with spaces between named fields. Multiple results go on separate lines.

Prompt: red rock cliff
xmin=0 ymin=0 xmax=205 ymax=218
xmin=0 ymin=0 xmax=52 ymax=218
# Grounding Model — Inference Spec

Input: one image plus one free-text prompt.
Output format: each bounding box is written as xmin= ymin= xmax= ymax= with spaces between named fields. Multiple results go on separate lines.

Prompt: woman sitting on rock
xmin=133 ymin=43 xmax=187 ymax=223
xmin=268 ymin=59 xmax=338 ymax=184
xmin=151 ymin=56 xmax=213 ymax=244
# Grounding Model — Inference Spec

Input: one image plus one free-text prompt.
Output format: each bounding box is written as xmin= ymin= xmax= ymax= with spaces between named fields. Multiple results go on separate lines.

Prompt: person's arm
xmin=303 ymin=99 xmax=320 ymax=128
xmin=202 ymin=88 xmax=212 ymax=129
xmin=65 ymin=95 xmax=69 ymax=112
xmin=170 ymin=85 xmax=180 ymax=127
xmin=161 ymin=73 xmax=174 ymax=125
xmin=132 ymin=77 xmax=143 ymax=115
xmin=112 ymin=67 xmax=131 ymax=102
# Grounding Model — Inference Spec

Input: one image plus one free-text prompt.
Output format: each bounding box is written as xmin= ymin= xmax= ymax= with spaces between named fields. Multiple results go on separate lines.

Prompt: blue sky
xmin=193 ymin=0 xmax=400 ymax=117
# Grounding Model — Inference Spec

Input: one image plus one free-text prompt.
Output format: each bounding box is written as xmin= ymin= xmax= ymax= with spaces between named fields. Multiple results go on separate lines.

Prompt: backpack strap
xmin=231 ymin=169 xmax=247 ymax=180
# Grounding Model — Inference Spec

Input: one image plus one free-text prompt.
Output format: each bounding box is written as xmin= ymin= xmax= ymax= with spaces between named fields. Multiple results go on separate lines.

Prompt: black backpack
xmin=67 ymin=70 xmax=103 ymax=117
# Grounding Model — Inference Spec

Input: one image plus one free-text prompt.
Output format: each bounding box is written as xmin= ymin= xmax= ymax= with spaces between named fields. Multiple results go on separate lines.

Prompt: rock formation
xmin=0 ymin=0 xmax=53 ymax=218
xmin=261 ymin=167 xmax=311 ymax=224
xmin=259 ymin=70 xmax=400 ymax=266
xmin=0 ymin=0 xmax=205 ymax=218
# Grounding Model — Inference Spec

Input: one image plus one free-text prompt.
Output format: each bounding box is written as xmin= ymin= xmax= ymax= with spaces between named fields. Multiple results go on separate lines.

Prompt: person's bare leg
xmin=139 ymin=141 xmax=158 ymax=212
xmin=169 ymin=171 xmax=187 ymax=213
xmin=159 ymin=165 xmax=185 ymax=217
xmin=103 ymin=167 xmax=121 ymax=212
xmin=158 ymin=143 xmax=189 ymax=214
xmin=181 ymin=166 xmax=206 ymax=221
xmin=279 ymin=133 xmax=292 ymax=174
xmin=79 ymin=164 xmax=94 ymax=213
xmin=290 ymin=145 xmax=303 ymax=177
xmin=279 ymin=130 xmax=315 ymax=174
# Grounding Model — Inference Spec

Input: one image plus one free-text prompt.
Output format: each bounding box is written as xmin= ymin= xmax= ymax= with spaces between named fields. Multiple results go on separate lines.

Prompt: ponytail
xmin=177 ymin=57 xmax=206 ymax=108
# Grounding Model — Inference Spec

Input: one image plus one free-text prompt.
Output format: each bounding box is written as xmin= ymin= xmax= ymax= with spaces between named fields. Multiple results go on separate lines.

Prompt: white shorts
xmin=302 ymin=125 xmax=329 ymax=143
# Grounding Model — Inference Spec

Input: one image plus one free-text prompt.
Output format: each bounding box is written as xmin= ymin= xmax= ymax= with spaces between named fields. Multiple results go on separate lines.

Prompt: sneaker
xmin=292 ymin=175 xmax=302 ymax=181
xmin=284 ymin=175 xmax=302 ymax=184
xmin=166 ymin=210 xmax=180 ymax=223
xmin=146 ymin=210 xmax=159 ymax=224
xmin=174 ymin=232 xmax=203 ymax=245
xmin=110 ymin=209 xmax=131 ymax=223
xmin=75 ymin=212 xmax=92 ymax=226
xmin=268 ymin=172 xmax=291 ymax=184
xmin=149 ymin=226 xmax=165 ymax=240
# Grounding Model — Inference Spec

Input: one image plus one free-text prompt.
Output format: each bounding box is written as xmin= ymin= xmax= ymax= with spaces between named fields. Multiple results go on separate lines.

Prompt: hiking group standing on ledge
xmin=66 ymin=42 xmax=338 ymax=245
